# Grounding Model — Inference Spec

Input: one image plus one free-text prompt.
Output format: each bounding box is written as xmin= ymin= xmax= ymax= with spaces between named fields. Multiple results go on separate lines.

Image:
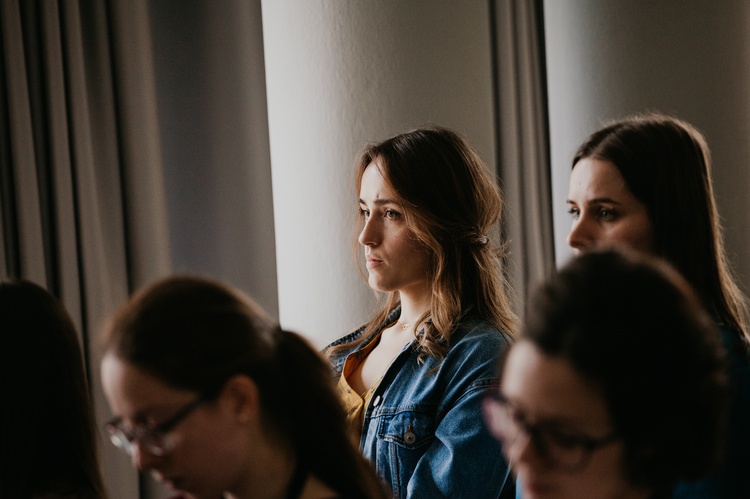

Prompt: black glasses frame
xmin=105 ymin=395 xmax=206 ymax=457
xmin=485 ymin=390 xmax=619 ymax=473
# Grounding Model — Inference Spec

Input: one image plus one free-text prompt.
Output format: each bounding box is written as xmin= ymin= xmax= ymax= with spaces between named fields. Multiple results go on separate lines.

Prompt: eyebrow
xmin=359 ymin=198 xmax=401 ymax=206
xmin=507 ymin=405 xmax=592 ymax=430
xmin=566 ymin=197 xmax=621 ymax=205
xmin=108 ymin=403 xmax=167 ymax=427
xmin=503 ymin=395 xmax=593 ymax=427
xmin=105 ymin=415 xmax=124 ymax=427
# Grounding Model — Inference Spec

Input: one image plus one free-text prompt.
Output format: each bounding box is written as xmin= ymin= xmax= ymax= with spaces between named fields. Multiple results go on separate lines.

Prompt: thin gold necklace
xmin=396 ymin=320 xmax=411 ymax=330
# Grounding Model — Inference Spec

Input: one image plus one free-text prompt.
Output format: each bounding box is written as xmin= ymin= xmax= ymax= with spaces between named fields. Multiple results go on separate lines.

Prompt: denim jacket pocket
xmin=381 ymin=408 xmax=435 ymax=448
xmin=377 ymin=408 xmax=435 ymax=495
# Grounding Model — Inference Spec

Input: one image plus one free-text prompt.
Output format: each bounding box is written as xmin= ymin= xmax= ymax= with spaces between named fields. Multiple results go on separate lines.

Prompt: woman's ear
xmin=220 ymin=374 xmax=260 ymax=423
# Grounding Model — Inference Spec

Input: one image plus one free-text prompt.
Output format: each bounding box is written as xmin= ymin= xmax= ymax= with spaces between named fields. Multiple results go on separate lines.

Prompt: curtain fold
xmin=492 ymin=0 xmax=556 ymax=310
xmin=1 ymin=0 xmax=46 ymax=284
xmin=0 ymin=1 xmax=170 ymax=497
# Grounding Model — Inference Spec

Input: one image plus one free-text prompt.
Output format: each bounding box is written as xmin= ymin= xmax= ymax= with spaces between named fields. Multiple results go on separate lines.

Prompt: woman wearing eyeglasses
xmin=100 ymin=276 xmax=390 ymax=499
xmin=485 ymin=250 xmax=727 ymax=499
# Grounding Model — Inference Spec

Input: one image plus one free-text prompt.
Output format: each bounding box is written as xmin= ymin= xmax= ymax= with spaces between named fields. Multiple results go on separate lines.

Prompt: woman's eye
xmin=566 ymin=207 xmax=580 ymax=220
xmin=384 ymin=209 xmax=401 ymax=220
xmin=548 ymin=430 xmax=587 ymax=450
xmin=358 ymin=207 xmax=370 ymax=218
xmin=510 ymin=409 xmax=526 ymax=426
xmin=140 ymin=416 xmax=160 ymax=431
xmin=598 ymin=208 xmax=616 ymax=221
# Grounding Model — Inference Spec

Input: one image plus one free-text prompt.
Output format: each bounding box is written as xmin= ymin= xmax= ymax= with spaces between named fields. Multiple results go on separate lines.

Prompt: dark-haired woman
xmin=487 ymin=249 xmax=727 ymax=499
xmin=566 ymin=113 xmax=750 ymax=497
xmin=1 ymin=280 xmax=106 ymax=499
xmin=101 ymin=275 xmax=390 ymax=499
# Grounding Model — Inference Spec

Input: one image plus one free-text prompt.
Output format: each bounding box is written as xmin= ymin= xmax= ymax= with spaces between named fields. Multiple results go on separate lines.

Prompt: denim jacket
xmin=327 ymin=308 xmax=515 ymax=499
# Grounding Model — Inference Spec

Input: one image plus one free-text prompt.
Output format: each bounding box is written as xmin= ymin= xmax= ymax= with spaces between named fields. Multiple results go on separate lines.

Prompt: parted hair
xmin=573 ymin=113 xmax=749 ymax=345
xmin=331 ymin=124 xmax=518 ymax=360
xmin=524 ymin=249 xmax=727 ymax=496
xmin=1 ymin=280 xmax=106 ymax=499
xmin=102 ymin=275 xmax=389 ymax=499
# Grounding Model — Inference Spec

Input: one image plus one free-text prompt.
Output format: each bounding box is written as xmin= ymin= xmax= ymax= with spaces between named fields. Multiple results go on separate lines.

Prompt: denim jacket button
xmin=372 ymin=395 xmax=381 ymax=407
xmin=404 ymin=430 xmax=416 ymax=444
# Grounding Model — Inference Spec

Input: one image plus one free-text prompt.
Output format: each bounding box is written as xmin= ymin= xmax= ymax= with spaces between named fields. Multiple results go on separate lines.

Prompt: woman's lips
xmin=366 ymin=257 xmax=383 ymax=268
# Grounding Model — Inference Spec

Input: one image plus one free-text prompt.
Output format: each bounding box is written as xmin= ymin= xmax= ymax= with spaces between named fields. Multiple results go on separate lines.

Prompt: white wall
xmin=262 ymin=0 xmax=497 ymax=347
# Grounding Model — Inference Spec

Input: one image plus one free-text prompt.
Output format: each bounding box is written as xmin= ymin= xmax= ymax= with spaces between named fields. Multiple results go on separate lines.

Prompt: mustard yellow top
xmin=337 ymin=332 xmax=385 ymax=436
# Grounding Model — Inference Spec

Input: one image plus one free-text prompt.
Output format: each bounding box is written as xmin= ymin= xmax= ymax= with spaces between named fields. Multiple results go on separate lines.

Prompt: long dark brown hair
xmin=102 ymin=275 xmax=389 ymax=499
xmin=1 ymin=280 xmax=106 ymax=499
xmin=573 ymin=113 xmax=749 ymax=344
xmin=331 ymin=125 xmax=518 ymax=360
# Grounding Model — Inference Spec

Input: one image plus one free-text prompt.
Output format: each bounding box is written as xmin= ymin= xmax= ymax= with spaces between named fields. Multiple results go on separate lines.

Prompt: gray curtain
xmin=0 ymin=0 xmax=170 ymax=497
xmin=492 ymin=0 xmax=555 ymax=311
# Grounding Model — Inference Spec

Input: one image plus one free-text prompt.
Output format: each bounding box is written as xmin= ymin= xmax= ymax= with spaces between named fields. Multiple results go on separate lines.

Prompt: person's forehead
xmin=501 ymin=341 xmax=610 ymax=427
xmin=101 ymin=355 xmax=188 ymax=418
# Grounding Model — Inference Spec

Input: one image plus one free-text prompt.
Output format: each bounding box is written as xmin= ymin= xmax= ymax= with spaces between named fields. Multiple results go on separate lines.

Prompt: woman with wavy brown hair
xmin=326 ymin=125 xmax=518 ymax=498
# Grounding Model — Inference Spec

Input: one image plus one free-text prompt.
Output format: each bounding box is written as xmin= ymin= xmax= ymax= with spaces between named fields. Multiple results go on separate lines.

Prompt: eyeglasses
xmin=483 ymin=391 xmax=619 ymax=472
xmin=105 ymin=396 xmax=205 ymax=457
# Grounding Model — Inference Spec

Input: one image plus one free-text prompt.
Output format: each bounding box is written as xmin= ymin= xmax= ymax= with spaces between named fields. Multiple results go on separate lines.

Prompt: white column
xmin=545 ymin=0 xmax=750 ymax=284
xmin=261 ymin=1 xmax=497 ymax=347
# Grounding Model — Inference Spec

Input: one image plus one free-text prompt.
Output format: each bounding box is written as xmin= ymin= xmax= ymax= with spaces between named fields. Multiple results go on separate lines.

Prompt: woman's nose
xmin=358 ymin=218 xmax=380 ymax=246
xmin=567 ymin=216 xmax=593 ymax=252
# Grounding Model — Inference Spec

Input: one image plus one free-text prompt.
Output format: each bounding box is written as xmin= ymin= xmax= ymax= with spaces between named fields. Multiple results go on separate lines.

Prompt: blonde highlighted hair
xmin=331 ymin=125 xmax=518 ymax=360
